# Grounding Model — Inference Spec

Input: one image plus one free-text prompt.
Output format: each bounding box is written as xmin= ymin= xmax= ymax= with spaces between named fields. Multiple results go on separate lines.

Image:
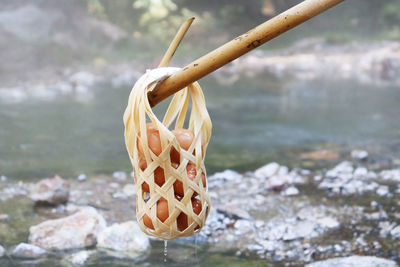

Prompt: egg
xmin=170 ymin=129 xmax=194 ymax=163
xmin=142 ymin=197 xmax=169 ymax=230
xmin=137 ymin=123 xmax=162 ymax=157
xmin=174 ymin=163 xmax=207 ymax=196
xmin=177 ymin=198 xmax=202 ymax=231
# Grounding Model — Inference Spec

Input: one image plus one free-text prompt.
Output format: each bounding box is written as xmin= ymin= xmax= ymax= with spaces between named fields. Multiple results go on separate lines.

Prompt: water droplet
xmin=164 ymin=240 xmax=168 ymax=263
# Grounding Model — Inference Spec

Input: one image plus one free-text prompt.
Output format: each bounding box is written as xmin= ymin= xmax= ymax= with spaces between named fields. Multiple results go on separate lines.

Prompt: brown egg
xmin=177 ymin=198 xmax=203 ymax=231
xmin=142 ymin=197 xmax=169 ymax=230
xmin=170 ymin=129 xmax=194 ymax=163
xmin=174 ymin=163 xmax=206 ymax=196
xmin=137 ymin=123 xmax=162 ymax=157
xmin=143 ymin=213 xmax=154 ymax=229
xmin=157 ymin=197 xmax=169 ymax=222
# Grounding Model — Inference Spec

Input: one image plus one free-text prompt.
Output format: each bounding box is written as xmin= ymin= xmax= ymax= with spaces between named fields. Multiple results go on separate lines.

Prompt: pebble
xmin=306 ymin=255 xmax=398 ymax=267
xmin=77 ymin=174 xmax=87 ymax=182
xmin=351 ymin=150 xmax=369 ymax=160
xmin=122 ymin=184 xmax=136 ymax=197
xmin=112 ymin=171 xmax=127 ymax=181
xmin=281 ymin=186 xmax=299 ymax=196
xmin=65 ymin=250 xmax=92 ymax=265
xmin=376 ymin=185 xmax=389 ymax=197
xmin=11 ymin=243 xmax=46 ymax=259
xmin=254 ymin=162 xmax=280 ymax=179
xmin=29 ymin=175 xmax=70 ymax=205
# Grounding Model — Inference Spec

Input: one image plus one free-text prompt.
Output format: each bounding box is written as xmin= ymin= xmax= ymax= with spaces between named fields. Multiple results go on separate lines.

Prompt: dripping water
xmin=194 ymin=233 xmax=198 ymax=261
xmin=163 ymin=240 xmax=168 ymax=263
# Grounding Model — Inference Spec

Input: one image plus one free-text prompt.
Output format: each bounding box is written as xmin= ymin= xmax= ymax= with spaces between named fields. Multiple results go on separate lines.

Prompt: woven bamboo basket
xmin=123 ymin=68 xmax=212 ymax=239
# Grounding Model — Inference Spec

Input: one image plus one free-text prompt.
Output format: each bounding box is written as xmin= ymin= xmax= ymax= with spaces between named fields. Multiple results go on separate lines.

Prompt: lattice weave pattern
xmin=123 ymin=68 xmax=212 ymax=239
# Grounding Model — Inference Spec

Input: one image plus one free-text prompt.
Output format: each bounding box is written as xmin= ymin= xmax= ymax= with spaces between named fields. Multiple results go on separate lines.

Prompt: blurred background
xmin=1 ymin=0 xmax=399 ymax=179
xmin=1 ymin=0 xmax=400 ymax=266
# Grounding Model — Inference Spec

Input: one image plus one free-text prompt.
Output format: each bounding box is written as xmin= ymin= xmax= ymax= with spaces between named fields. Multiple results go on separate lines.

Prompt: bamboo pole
xmin=158 ymin=17 xmax=195 ymax=68
xmin=148 ymin=0 xmax=344 ymax=107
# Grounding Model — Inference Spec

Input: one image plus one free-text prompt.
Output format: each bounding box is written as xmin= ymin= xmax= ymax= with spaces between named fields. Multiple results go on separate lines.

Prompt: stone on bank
xmin=97 ymin=221 xmax=150 ymax=253
xmin=11 ymin=243 xmax=46 ymax=259
xmin=29 ymin=175 xmax=69 ymax=205
xmin=306 ymin=255 xmax=398 ymax=267
xmin=29 ymin=207 xmax=106 ymax=250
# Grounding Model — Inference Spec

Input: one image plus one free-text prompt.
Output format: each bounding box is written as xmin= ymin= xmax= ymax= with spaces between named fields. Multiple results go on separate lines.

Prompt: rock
xmin=376 ymin=185 xmax=389 ymax=197
xmin=390 ymin=225 xmax=400 ymax=239
xmin=65 ymin=250 xmax=93 ymax=265
xmin=266 ymin=175 xmax=288 ymax=190
xmin=11 ymin=243 xmax=46 ymax=259
xmin=111 ymin=70 xmax=141 ymax=88
xmin=209 ymin=169 xmax=243 ymax=182
xmin=306 ymin=255 xmax=398 ymax=267
xmin=0 ymin=87 xmax=28 ymax=103
xmin=0 ymin=175 xmax=7 ymax=182
xmin=281 ymin=186 xmax=299 ymax=196
xmin=216 ymin=204 xmax=252 ymax=220
xmin=0 ymin=214 xmax=9 ymax=221
xmin=77 ymin=174 xmax=87 ymax=182
xmin=380 ymin=169 xmax=400 ymax=182
xmin=29 ymin=207 xmax=106 ymax=250
xmin=316 ymin=217 xmax=340 ymax=229
xmin=351 ymin=150 xmax=369 ymax=160
xmin=112 ymin=171 xmax=127 ymax=181
xmin=70 ymin=72 xmax=96 ymax=87
xmin=0 ymin=245 xmax=4 ymax=257
xmin=301 ymin=150 xmax=339 ymax=160
xmin=122 ymin=184 xmax=136 ymax=197
xmin=97 ymin=221 xmax=150 ymax=253
xmin=29 ymin=175 xmax=69 ymax=205
xmin=254 ymin=162 xmax=280 ymax=179
xmin=234 ymin=220 xmax=255 ymax=235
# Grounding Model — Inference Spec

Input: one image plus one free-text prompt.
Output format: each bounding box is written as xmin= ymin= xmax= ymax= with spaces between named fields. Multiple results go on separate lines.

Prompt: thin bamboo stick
xmin=149 ymin=0 xmax=344 ymax=107
xmin=158 ymin=17 xmax=195 ymax=68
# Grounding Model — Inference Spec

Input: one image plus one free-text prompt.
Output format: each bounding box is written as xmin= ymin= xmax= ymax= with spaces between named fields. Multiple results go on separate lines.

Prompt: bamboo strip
xmin=158 ymin=17 xmax=195 ymax=68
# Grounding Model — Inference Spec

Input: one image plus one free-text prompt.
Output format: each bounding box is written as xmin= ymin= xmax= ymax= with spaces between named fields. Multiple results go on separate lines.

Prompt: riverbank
xmin=1 ymin=149 xmax=400 ymax=266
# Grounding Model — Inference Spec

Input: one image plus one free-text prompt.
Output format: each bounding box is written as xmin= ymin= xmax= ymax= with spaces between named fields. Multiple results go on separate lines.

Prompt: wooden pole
xmin=158 ymin=17 xmax=195 ymax=68
xmin=148 ymin=0 xmax=344 ymax=107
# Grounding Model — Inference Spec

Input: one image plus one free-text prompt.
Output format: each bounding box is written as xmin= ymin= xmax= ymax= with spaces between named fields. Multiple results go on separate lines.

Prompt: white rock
xmin=306 ymin=255 xmax=397 ymax=267
xmin=380 ymin=169 xmax=400 ymax=182
xmin=208 ymin=169 xmax=243 ymax=182
xmin=97 ymin=221 xmax=149 ymax=253
xmin=266 ymin=175 xmax=288 ymax=190
xmin=113 ymin=171 xmax=127 ymax=181
xmin=281 ymin=186 xmax=299 ymax=196
xmin=390 ymin=225 xmax=400 ymax=239
xmin=29 ymin=207 xmax=106 ymax=250
xmin=254 ymin=162 xmax=280 ymax=179
xmin=29 ymin=175 xmax=69 ymax=204
xmin=353 ymin=167 xmax=368 ymax=178
xmin=317 ymin=217 xmax=340 ymax=229
xmin=376 ymin=185 xmax=389 ymax=197
xmin=70 ymin=72 xmax=96 ymax=87
xmin=122 ymin=184 xmax=136 ymax=197
xmin=77 ymin=174 xmax=87 ymax=181
xmin=1 ymin=175 xmax=7 ymax=182
xmin=12 ymin=243 xmax=46 ymax=259
xmin=0 ymin=245 xmax=4 ymax=257
xmin=351 ymin=150 xmax=368 ymax=160
xmin=66 ymin=250 xmax=92 ymax=265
